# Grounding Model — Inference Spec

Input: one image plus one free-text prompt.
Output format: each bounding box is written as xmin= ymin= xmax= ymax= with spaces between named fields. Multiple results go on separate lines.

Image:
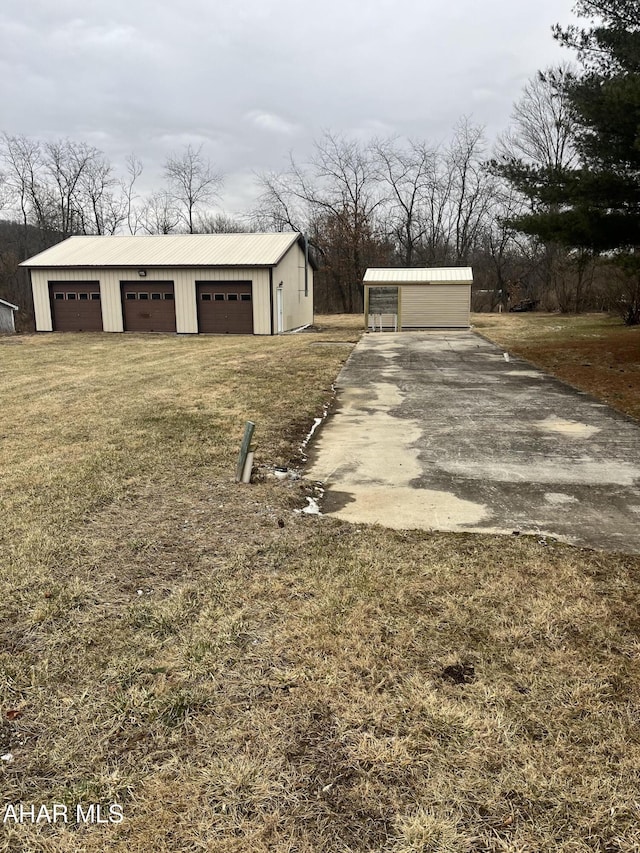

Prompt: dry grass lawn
xmin=1 ymin=315 xmax=640 ymax=852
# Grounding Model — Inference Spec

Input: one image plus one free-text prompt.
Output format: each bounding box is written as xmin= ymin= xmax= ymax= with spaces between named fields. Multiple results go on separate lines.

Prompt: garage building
xmin=22 ymin=233 xmax=314 ymax=335
xmin=364 ymin=267 xmax=472 ymax=330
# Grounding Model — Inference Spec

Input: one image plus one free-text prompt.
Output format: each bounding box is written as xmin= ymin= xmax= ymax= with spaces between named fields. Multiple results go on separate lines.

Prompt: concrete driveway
xmin=306 ymin=331 xmax=640 ymax=554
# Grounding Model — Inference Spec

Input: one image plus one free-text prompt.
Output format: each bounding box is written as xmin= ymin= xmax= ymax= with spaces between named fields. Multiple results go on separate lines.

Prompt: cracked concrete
xmin=305 ymin=331 xmax=640 ymax=554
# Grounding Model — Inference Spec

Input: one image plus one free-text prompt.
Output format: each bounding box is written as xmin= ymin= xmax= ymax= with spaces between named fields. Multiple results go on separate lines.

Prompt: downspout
xmin=269 ymin=267 xmax=274 ymax=335
xmin=304 ymin=233 xmax=309 ymax=298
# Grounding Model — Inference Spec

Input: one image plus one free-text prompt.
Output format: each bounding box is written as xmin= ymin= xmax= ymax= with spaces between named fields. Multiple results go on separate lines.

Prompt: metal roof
xmin=364 ymin=267 xmax=473 ymax=284
xmin=0 ymin=298 xmax=19 ymax=310
xmin=20 ymin=233 xmax=306 ymax=269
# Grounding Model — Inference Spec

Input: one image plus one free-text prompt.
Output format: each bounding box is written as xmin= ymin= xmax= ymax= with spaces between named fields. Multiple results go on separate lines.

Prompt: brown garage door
xmin=121 ymin=281 xmax=176 ymax=332
xmin=50 ymin=282 xmax=102 ymax=331
xmin=196 ymin=282 xmax=253 ymax=334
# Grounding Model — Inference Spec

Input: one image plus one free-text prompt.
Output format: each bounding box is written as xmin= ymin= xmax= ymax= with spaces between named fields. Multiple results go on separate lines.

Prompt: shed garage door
xmin=50 ymin=282 xmax=102 ymax=331
xmin=400 ymin=284 xmax=470 ymax=329
xmin=196 ymin=282 xmax=253 ymax=334
xmin=121 ymin=281 xmax=176 ymax=332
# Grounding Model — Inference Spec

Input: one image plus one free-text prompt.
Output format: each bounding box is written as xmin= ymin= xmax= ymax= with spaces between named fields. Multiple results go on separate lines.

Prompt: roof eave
xmin=364 ymin=279 xmax=473 ymax=285
xmin=20 ymin=262 xmax=280 ymax=270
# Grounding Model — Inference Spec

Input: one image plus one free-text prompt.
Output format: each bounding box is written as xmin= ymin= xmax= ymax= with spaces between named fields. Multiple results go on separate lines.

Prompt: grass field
xmin=1 ymin=315 xmax=640 ymax=852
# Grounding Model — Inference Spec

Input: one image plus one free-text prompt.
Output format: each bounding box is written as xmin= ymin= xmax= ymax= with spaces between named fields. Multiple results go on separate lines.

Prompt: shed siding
xmin=400 ymin=284 xmax=470 ymax=328
xmin=32 ymin=267 xmax=273 ymax=334
xmin=0 ymin=305 xmax=16 ymax=333
xmin=271 ymin=242 xmax=313 ymax=332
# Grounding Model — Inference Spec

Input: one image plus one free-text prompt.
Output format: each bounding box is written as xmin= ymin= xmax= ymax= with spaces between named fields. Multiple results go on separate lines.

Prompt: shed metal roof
xmin=364 ymin=267 xmax=473 ymax=284
xmin=20 ymin=233 xmax=308 ymax=269
xmin=0 ymin=298 xmax=19 ymax=310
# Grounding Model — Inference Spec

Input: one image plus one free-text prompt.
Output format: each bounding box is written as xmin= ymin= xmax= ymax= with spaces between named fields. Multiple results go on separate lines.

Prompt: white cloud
xmin=155 ymin=132 xmax=215 ymax=150
xmin=471 ymin=88 xmax=498 ymax=103
xmin=51 ymin=19 xmax=138 ymax=50
xmin=244 ymin=111 xmax=301 ymax=136
xmin=346 ymin=119 xmax=398 ymax=141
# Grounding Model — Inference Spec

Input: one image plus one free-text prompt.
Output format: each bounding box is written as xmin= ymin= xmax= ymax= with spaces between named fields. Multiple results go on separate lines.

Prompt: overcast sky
xmin=1 ymin=0 xmax=578 ymax=215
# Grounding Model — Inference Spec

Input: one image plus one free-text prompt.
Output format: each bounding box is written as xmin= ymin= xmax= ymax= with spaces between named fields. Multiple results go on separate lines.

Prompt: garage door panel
xmin=197 ymin=282 xmax=253 ymax=334
xmin=401 ymin=285 xmax=470 ymax=329
xmin=49 ymin=282 xmax=102 ymax=331
xmin=121 ymin=282 xmax=176 ymax=332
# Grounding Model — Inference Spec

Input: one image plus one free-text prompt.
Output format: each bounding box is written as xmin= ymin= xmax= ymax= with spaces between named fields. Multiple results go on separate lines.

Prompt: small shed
xmin=0 ymin=298 xmax=19 ymax=334
xmin=364 ymin=267 xmax=473 ymax=330
xmin=21 ymin=233 xmax=315 ymax=335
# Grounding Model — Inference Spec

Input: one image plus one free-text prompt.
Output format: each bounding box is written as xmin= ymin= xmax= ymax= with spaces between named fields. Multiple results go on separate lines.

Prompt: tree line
xmin=1 ymin=0 xmax=637 ymax=327
xmin=0 ymin=138 xmax=225 ymax=240
xmin=493 ymin=0 xmax=639 ymax=324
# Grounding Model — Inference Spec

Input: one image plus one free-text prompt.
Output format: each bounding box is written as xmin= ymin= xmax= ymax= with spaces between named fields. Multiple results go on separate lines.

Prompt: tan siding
xmin=272 ymin=243 xmax=313 ymax=331
xmin=34 ymin=269 xmax=115 ymax=331
xmin=251 ymin=269 xmax=271 ymax=334
xmin=31 ymin=271 xmax=53 ymax=331
xmin=174 ymin=271 xmax=197 ymax=333
xmin=400 ymin=284 xmax=470 ymax=328
xmin=32 ymin=267 xmax=273 ymax=334
xmin=101 ymin=273 xmax=124 ymax=331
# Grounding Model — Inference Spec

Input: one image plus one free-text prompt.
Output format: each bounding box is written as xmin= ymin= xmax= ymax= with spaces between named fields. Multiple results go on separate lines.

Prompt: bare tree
xmin=43 ymin=139 xmax=101 ymax=236
xmin=163 ymin=144 xmax=222 ymax=233
xmin=256 ymin=132 xmax=386 ymax=311
xmin=495 ymin=64 xmax=578 ymax=171
xmin=77 ymin=153 xmax=128 ymax=235
xmin=252 ymin=168 xmax=306 ymax=232
xmin=1 ymin=136 xmax=124 ymax=237
xmin=416 ymin=143 xmax=456 ymax=264
xmin=1 ymin=134 xmax=49 ymax=235
xmin=372 ymin=138 xmax=433 ymax=266
xmin=122 ymin=154 xmax=143 ymax=235
xmin=371 ymin=123 xmax=494 ymax=268
xmin=476 ymin=179 xmax=541 ymax=310
xmin=494 ymin=65 xmax=581 ymax=310
xmin=195 ymin=212 xmax=253 ymax=233
xmin=0 ymin=165 xmax=8 ymax=214
xmin=139 ymin=191 xmax=181 ymax=234
xmin=447 ymin=119 xmax=495 ymax=264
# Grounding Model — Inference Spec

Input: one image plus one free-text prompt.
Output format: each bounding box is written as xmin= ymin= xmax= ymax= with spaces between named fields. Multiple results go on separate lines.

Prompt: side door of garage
xmin=196 ymin=282 xmax=253 ymax=334
xmin=121 ymin=281 xmax=176 ymax=332
xmin=49 ymin=282 xmax=103 ymax=331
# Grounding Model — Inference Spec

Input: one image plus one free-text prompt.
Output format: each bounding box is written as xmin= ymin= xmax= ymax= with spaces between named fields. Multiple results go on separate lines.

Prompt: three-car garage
xmin=25 ymin=233 xmax=314 ymax=336
xmin=48 ymin=279 xmax=252 ymax=334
